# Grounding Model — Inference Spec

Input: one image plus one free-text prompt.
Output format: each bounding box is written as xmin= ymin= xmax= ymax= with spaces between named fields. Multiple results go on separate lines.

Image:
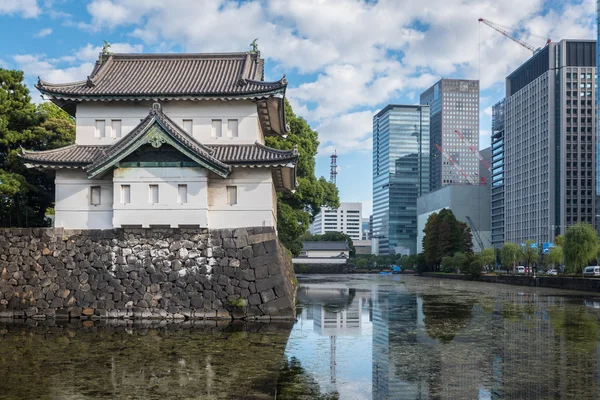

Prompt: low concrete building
xmin=293 ymin=241 xmax=349 ymax=265
xmin=417 ymin=184 xmax=491 ymax=253
xmin=354 ymin=239 xmax=373 ymax=255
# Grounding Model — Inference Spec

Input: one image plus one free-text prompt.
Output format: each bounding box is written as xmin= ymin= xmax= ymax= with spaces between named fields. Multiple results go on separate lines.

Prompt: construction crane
xmin=465 ymin=216 xmax=485 ymax=251
xmin=454 ymin=130 xmax=491 ymax=171
xmin=434 ymin=143 xmax=476 ymax=185
xmin=478 ymin=18 xmax=550 ymax=54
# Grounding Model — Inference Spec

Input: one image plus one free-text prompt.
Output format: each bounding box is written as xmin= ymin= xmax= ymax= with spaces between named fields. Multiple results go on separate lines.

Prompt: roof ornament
xmin=101 ymin=40 xmax=113 ymax=56
xmin=249 ymin=38 xmax=259 ymax=54
xmin=86 ymin=76 xmax=95 ymax=87
xmin=280 ymin=74 xmax=287 ymax=85
xmin=150 ymin=102 xmax=162 ymax=114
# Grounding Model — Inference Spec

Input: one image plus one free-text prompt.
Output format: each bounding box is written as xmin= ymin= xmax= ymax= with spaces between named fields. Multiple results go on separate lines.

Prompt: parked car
xmin=516 ymin=266 xmax=526 ymax=274
xmin=547 ymin=269 xmax=558 ymax=276
xmin=583 ymin=266 xmax=600 ymax=277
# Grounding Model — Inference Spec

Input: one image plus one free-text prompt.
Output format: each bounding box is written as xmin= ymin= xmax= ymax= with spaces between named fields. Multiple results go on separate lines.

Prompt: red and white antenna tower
xmin=330 ymin=151 xmax=338 ymax=186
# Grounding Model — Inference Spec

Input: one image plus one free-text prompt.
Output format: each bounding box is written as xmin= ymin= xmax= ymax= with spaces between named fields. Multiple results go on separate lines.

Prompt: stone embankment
xmin=420 ymin=272 xmax=600 ymax=293
xmin=0 ymin=227 xmax=297 ymax=320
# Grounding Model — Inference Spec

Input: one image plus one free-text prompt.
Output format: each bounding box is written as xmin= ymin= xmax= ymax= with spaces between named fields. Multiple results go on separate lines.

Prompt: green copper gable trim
xmin=87 ymin=120 xmax=230 ymax=179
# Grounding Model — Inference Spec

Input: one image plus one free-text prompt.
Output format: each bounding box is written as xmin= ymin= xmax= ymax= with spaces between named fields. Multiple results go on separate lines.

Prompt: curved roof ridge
xmin=253 ymin=141 xmax=298 ymax=155
xmin=22 ymin=143 xmax=78 ymax=154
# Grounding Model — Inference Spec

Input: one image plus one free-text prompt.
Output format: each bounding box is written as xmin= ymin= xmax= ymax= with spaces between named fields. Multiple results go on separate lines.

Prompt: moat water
xmin=2 ymin=275 xmax=600 ymax=399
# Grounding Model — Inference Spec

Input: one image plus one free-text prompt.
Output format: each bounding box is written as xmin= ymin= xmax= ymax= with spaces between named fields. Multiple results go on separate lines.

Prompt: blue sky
xmin=0 ymin=0 xmax=596 ymax=216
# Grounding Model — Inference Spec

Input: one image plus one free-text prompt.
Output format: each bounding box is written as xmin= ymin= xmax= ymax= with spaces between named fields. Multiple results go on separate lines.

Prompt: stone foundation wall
xmin=0 ymin=227 xmax=297 ymax=320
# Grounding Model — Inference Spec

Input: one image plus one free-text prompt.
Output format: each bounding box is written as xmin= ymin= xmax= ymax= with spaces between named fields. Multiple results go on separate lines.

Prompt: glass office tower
xmin=491 ymin=99 xmax=505 ymax=248
xmin=372 ymin=105 xmax=430 ymax=255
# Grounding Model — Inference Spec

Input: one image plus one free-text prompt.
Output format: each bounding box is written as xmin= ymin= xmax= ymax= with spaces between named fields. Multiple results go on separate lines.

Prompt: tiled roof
xmin=36 ymin=52 xmax=286 ymax=99
xmin=21 ymin=145 xmax=107 ymax=167
xmin=302 ymin=241 xmax=350 ymax=251
xmin=208 ymin=143 xmax=297 ymax=166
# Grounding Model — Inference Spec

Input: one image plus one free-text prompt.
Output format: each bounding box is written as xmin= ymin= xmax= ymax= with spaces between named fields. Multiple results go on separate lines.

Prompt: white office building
xmin=310 ymin=202 xmax=363 ymax=240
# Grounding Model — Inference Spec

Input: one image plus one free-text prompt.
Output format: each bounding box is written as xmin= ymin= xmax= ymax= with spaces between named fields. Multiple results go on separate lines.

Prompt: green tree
xmin=500 ymin=242 xmax=522 ymax=271
xmin=545 ymin=245 xmax=564 ymax=269
xmin=441 ymin=255 xmax=453 ymax=272
xmin=458 ymin=221 xmax=474 ymax=254
xmin=555 ymin=234 xmax=565 ymax=247
xmin=308 ymin=231 xmax=355 ymax=256
xmin=265 ymin=100 xmax=339 ymax=255
xmin=452 ymin=252 xmax=469 ymax=272
xmin=522 ymin=239 xmax=539 ymax=274
xmin=422 ymin=209 xmax=463 ymax=270
xmin=355 ymin=258 xmax=368 ymax=269
xmin=478 ymin=248 xmax=495 ymax=270
xmin=0 ymin=69 xmax=75 ymax=227
xmin=564 ymin=223 xmax=599 ymax=274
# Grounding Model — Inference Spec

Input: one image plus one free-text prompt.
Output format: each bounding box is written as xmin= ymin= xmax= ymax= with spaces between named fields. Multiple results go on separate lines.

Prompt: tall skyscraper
xmin=504 ymin=40 xmax=596 ymax=244
xmin=420 ymin=79 xmax=480 ymax=191
xmin=372 ymin=105 xmax=430 ymax=255
xmin=310 ymin=202 xmax=362 ymax=240
xmin=597 ymin=1 xmax=600 ymax=232
xmin=491 ymin=99 xmax=505 ymax=248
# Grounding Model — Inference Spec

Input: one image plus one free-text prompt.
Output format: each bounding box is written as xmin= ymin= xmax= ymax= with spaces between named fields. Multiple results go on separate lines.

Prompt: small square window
xmin=90 ymin=186 xmax=101 ymax=205
xmin=121 ymin=185 xmax=130 ymax=204
xmin=183 ymin=119 xmax=193 ymax=134
xmin=95 ymin=120 xmax=105 ymax=138
xmin=227 ymin=186 xmax=237 ymax=205
xmin=211 ymin=119 xmax=222 ymax=138
xmin=178 ymin=184 xmax=188 ymax=204
xmin=149 ymin=184 xmax=159 ymax=204
xmin=227 ymin=119 xmax=238 ymax=138
xmin=111 ymin=120 xmax=122 ymax=138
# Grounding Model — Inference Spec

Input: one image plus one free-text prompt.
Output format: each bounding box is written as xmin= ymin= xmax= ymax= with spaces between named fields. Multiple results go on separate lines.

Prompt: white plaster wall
xmin=54 ymin=169 xmax=113 ymax=229
xmin=75 ymin=100 xmax=262 ymax=146
xmin=112 ymin=167 xmax=208 ymax=228
xmin=208 ymin=168 xmax=276 ymax=229
xmin=292 ymin=258 xmax=347 ymax=265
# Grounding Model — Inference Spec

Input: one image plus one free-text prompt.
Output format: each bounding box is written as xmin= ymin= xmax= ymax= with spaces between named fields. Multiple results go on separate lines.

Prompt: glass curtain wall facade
xmin=597 ymin=0 xmax=600 ymax=233
xmin=420 ymin=79 xmax=480 ymax=191
xmin=372 ymin=105 xmax=430 ymax=255
xmin=491 ymin=100 xmax=505 ymax=248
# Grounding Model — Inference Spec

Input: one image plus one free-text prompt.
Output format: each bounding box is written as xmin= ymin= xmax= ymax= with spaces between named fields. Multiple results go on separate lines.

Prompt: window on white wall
xmin=211 ymin=119 xmax=222 ymax=138
xmin=95 ymin=120 xmax=105 ymax=138
xmin=90 ymin=186 xmax=101 ymax=205
xmin=111 ymin=120 xmax=122 ymax=138
xmin=227 ymin=119 xmax=238 ymax=138
xmin=226 ymin=186 xmax=237 ymax=205
xmin=183 ymin=119 xmax=193 ymax=134
xmin=121 ymin=185 xmax=130 ymax=204
xmin=149 ymin=184 xmax=159 ymax=204
xmin=178 ymin=184 xmax=188 ymax=204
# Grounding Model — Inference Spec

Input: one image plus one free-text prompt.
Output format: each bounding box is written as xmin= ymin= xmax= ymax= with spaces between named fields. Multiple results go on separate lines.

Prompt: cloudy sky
xmin=0 ymin=0 xmax=596 ymax=216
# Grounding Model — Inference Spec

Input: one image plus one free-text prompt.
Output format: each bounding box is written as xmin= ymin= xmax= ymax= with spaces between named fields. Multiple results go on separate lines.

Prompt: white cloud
xmin=34 ymin=28 xmax=53 ymax=38
xmin=0 ymin=0 xmax=39 ymax=18
xmin=315 ymin=110 xmax=374 ymax=155
xmin=12 ymin=42 xmax=143 ymax=86
xmin=67 ymin=0 xmax=595 ymax=154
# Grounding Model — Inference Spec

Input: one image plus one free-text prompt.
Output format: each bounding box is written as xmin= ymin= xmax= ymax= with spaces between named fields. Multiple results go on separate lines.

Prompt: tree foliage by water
xmin=302 ymin=231 xmax=355 ymax=256
xmin=422 ymin=209 xmax=472 ymax=270
xmin=564 ymin=223 xmax=599 ymax=274
xmin=0 ymin=69 xmax=75 ymax=227
xmin=500 ymin=242 xmax=522 ymax=269
xmin=545 ymin=245 xmax=564 ymax=268
xmin=265 ymin=100 xmax=339 ymax=255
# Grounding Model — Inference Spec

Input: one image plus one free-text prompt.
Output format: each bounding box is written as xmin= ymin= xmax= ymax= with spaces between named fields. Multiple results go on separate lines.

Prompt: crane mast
xmin=478 ymin=18 xmax=550 ymax=54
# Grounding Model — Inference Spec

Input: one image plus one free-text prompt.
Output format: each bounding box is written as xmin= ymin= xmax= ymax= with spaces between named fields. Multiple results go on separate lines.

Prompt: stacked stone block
xmin=0 ymin=227 xmax=296 ymax=320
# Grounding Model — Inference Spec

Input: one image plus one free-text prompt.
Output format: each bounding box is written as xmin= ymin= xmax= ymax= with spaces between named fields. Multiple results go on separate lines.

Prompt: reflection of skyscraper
xmin=372 ymin=286 xmax=425 ymax=399
xmin=372 ymin=105 xmax=430 ymax=254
